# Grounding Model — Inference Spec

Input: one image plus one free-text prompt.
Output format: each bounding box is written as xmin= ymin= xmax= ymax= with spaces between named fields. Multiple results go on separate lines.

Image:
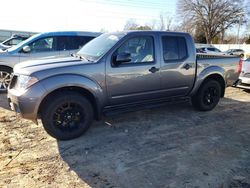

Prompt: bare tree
xmin=123 ymin=19 xmax=138 ymax=30
xmin=159 ymin=14 xmax=165 ymax=31
xmin=123 ymin=19 xmax=152 ymax=30
xmin=177 ymin=0 xmax=246 ymax=43
xmin=100 ymin=28 xmax=108 ymax=33
xmin=148 ymin=19 xmax=158 ymax=30
xmin=177 ymin=18 xmax=196 ymax=34
xmin=158 ymin=12 xmax=173 ymax=31
xmin=136 ymin=26 xmax=152 ymax=30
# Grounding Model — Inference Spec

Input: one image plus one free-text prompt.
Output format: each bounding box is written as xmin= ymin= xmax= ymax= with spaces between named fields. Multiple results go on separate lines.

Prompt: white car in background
xmin=236 ymin=58 xmax=250 ymax=89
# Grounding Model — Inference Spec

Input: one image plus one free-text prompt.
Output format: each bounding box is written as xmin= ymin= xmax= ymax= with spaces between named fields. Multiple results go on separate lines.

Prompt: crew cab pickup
xmin=8 ymin=31 xmax=241 ymax=140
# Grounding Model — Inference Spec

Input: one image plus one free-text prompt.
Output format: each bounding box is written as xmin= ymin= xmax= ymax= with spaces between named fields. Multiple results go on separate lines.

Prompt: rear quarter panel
xmin=191 ymin=55 xmax=240 ymax=95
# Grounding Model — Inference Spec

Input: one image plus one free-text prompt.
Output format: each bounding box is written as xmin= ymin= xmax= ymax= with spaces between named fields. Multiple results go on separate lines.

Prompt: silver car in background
xmin=196 ymin=47 xmax=224 ymax=55
xmin=0 ymin=31 xmax=101 ymax=91
xmin=224 ymin=49 xmax=245 ymax=58
xmin=0 ymin=34 xmax=31 ymax=50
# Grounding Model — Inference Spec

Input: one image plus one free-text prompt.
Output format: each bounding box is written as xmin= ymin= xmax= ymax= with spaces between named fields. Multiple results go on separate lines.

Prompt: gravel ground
xmin=0 ymin=87 xmax=250 ymax=188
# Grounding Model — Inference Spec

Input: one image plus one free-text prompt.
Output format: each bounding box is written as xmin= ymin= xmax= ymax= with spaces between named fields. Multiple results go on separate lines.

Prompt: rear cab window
xmin=161 ymin=35 xmax=188 ymax=62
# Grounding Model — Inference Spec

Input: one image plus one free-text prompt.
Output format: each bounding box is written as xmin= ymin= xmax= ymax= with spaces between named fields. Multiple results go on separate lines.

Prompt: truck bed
xmin=196 ymin=53 xmax=240 ymax=86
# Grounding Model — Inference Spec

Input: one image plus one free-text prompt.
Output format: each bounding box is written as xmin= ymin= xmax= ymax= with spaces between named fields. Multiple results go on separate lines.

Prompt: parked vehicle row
xmin=7 ymin=31 xmax=241 ymax=140
xmin=196 ymin=47 xmax=223 ymax=55
xmin=0 ymin=34 xmax=31 ymax=50
xmin=196 ymin=47 xmax=245 ymax=58
xmin=0 ymin=31 xmax=101 ymax=91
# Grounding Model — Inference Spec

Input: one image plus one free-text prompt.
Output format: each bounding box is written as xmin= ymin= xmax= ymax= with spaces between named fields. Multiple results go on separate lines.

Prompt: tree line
xmin=123 ymin=0 xmax=249 ymax=44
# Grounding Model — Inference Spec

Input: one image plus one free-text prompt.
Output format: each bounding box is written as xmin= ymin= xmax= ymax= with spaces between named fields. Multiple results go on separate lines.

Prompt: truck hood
xmin=14 ymin=56 xmax=88 ymax=75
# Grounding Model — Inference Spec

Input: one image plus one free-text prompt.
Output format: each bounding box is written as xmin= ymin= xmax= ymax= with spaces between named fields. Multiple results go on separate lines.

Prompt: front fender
xmin=37 ymin=74 xmax=106 ymax=115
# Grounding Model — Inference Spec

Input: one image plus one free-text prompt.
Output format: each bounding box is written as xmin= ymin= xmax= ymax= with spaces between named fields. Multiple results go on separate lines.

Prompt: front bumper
xmin=7 ymin=82 xmax=46 ymax=123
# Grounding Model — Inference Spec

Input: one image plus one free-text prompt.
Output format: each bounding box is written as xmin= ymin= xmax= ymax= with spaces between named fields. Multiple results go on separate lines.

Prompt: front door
xmin=106 ymin=35 xmax=161 ymax=105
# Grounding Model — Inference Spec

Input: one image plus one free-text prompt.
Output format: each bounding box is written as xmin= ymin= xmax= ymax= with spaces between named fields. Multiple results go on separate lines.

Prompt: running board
xmin=103 ymin=97 xmax=190 ymax=116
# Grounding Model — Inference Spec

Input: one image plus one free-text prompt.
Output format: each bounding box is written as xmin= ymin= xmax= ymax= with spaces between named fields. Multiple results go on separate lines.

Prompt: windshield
xmin=3 ymin=37 xmax=26 ymax=46
xmin=77 ymin=33 xmax=125 ymax=62
xmin=7 ymin=33 xmax=41 ymax=52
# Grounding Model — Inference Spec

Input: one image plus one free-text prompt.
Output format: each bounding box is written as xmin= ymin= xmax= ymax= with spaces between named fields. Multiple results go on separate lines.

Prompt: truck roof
xmin=36 ymin=31 xmax=102 ymax=37
xmin=109 ymin=30 xmax=191 ymax=36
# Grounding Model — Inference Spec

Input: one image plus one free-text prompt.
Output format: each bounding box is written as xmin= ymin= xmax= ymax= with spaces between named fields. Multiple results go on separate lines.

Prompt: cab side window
xmin=29 ymin=37 xmax=56 ymax=52
xmin=56 ymin=36 xmax=95 ymax=51
xmin=162 ymin=36 xmax=187 ymax=62
xmin=117 ymin=36 xmax=154 ymax=63
xmin=56 ymin=36 xmax=68 ymax=51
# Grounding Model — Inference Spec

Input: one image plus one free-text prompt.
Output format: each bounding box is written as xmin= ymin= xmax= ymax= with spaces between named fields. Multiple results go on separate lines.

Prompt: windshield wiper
xmin=71 ymin=53 xmax=93 ymax=62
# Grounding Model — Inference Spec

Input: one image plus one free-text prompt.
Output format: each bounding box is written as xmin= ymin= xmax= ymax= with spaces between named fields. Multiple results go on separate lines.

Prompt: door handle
xmin=149 ymin=67 xmax=159 ymax=73
xmin=182 ymin=63 xmax=192 ymax=70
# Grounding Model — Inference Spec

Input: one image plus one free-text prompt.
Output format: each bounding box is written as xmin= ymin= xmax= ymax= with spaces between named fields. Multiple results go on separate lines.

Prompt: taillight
xmin=238 ymin=58 xmax=243 ymax=73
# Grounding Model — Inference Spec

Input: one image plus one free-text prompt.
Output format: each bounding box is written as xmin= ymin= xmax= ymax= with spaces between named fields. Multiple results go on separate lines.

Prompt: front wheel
xmin=192 ymin=80 xmax=222 ymax=111
xmin=41 ymin=92 xmax=94 ymax=140
xmin=0 ymin=67 xmax=12 ymax=92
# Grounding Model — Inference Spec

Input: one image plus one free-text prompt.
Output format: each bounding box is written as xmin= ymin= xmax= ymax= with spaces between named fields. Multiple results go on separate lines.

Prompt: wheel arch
xmin=0 ymin=65 xmax=13 ymax=72
xmin=201 ymin=74 xmax=226 ymax=97
xmin=37 ymin=74 xmax=106 ymax=120
xmin=190 ymin=66 xmax=226 ymax=97
xmin=38 ymin=86 xmax=102 ymax=120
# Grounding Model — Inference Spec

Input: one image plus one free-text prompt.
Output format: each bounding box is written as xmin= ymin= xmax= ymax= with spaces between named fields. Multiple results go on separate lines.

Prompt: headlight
xmin=16 ymin=75 xmax=39 ymax=91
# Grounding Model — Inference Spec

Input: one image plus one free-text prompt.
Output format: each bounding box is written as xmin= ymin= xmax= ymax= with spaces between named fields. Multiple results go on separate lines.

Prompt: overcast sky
xmin=0 ymin=0 xmax=177 ymax=32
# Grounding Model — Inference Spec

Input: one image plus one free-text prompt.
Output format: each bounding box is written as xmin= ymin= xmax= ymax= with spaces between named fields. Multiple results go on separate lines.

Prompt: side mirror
xmin=114 ymin=52 xmax=131 ymax=65
xmin=22 ymin=45 xmax=31 ymax=53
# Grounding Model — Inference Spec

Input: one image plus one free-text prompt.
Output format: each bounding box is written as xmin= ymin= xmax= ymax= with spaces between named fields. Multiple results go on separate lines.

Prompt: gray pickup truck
xmin=8 ymin=31 xmax=240 ymax=140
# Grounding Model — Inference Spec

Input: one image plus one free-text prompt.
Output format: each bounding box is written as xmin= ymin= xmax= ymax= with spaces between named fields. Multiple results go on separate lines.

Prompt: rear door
xmin=106 ymin=34 xmax=161 ymax=105
xmin=159 ymin=34 xmax=196 ymax=97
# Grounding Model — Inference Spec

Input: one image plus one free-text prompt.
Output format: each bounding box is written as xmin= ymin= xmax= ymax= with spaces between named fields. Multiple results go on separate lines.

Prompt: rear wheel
xmin=192 ymin=80 xmax=222 ymax=111
xmin=0 ymin=67 xmax=12 ymax=92
xmin=41 ymin=91 xmax=94 ymax=140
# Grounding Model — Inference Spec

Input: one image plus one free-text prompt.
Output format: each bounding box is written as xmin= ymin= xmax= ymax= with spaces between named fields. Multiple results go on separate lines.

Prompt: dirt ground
xmin=1 ymin=87 xmax=250 ymax=188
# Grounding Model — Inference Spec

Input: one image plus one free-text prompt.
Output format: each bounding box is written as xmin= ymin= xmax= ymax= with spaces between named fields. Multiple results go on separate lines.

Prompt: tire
xmin=0 ymin=66 xmax=12 ymax=92
xmin=41 ymin=91 xmax=94 ymax=140
xmin=192 ymin=80 xmax=222 ymax=111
